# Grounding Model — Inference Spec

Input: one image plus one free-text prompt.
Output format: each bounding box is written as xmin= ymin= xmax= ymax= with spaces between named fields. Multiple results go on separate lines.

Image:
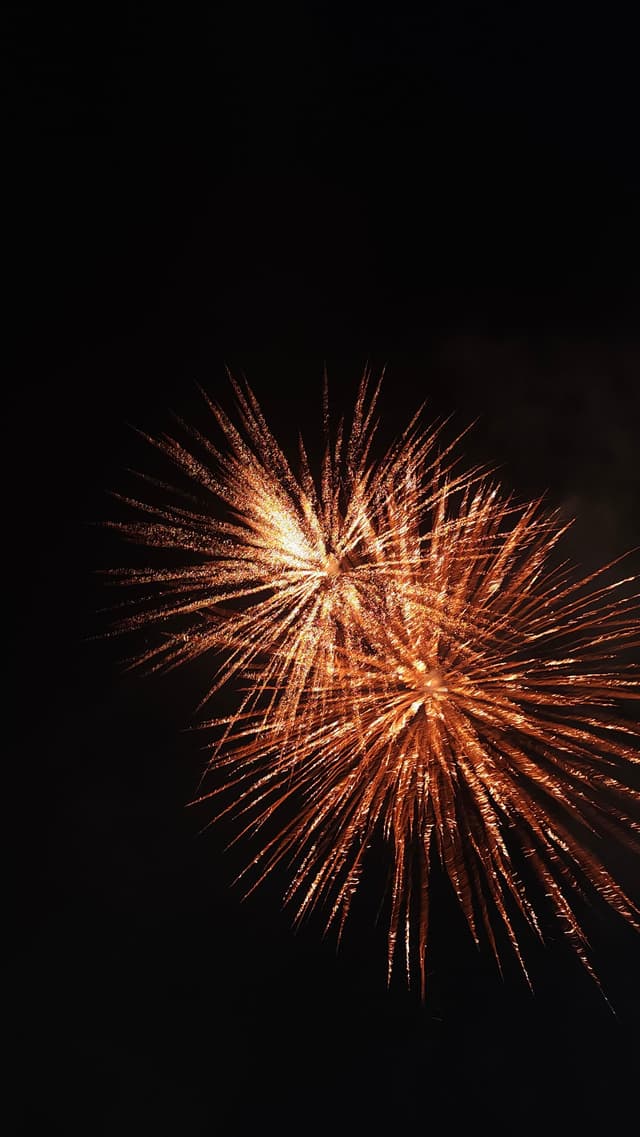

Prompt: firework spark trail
xmin=109 ymin=375 xmax=640 ymax=996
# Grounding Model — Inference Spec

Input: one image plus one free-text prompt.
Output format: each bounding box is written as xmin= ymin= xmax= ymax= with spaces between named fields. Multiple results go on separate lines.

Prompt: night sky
xmin=9 ymin=5 xmax=640 ymax=1134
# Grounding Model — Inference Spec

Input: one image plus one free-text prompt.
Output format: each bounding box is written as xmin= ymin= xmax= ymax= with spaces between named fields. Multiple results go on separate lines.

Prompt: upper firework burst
xmin=107 ymin=372 xmax=474 ymax=720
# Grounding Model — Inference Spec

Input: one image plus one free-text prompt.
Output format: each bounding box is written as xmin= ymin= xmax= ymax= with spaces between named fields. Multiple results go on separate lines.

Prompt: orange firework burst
xmin=107 ymin=373 xmax=474 ymax=721
xmin=109 ymin=374 xmax=640 ymax=996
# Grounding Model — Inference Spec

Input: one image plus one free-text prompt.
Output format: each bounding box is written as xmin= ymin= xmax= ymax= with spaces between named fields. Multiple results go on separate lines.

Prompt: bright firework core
xmin=398 ymin=661 xmax=447 ymax=713
xmin=324 ymin=552 xmax=343 ymax=578
xmin=109 ymin=373 xmax=640 ymax=998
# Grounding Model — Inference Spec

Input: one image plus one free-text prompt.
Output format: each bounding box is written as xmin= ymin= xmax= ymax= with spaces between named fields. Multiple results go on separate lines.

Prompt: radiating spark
xmin=108 ymin=376 xmax=640 ymax=996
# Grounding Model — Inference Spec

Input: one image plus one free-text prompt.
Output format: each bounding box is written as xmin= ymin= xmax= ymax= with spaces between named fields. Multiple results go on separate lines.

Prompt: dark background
xmin=8 ymin=4 xmax=639 ymax=1134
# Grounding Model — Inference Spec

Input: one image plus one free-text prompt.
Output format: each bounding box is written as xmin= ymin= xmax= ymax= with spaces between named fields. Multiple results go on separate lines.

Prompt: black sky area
xmin=8 ymin=5 xmax=640 ymax=1134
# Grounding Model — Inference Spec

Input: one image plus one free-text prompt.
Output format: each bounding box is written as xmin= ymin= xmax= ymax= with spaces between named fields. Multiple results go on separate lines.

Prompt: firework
xmin=110 ymin=375 xmax=640 ymax=995
xmin=200 ymin=479 xmax=640 ymax=995
xmin=107 ymin=372 xmax=475 ymax=722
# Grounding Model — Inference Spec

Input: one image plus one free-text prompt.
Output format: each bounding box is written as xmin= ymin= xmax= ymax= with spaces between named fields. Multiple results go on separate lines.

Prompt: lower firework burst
xmin=197 ymin=473 xmax=640 ymax=997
